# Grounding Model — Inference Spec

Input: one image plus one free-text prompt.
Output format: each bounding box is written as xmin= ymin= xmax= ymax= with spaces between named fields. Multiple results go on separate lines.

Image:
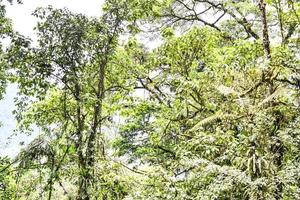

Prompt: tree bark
xmin=258 ymin=0 xmax=271 ymax=59
xmin=74 ymin=83 xmax=89 ymax=200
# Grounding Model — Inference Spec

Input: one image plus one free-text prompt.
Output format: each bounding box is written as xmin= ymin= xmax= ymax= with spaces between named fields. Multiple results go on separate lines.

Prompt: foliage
xmin=0 ymin=157 xmax=16 ymax=199
xmin=115 ymin=28 xmax=300 ymax=199
xmin=0 ymin=0 xmax=299 ymax=199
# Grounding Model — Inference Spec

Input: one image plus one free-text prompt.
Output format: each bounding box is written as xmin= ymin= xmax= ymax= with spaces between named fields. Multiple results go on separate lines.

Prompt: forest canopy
xmin=0 ymin=0 xmax=300 ymax=199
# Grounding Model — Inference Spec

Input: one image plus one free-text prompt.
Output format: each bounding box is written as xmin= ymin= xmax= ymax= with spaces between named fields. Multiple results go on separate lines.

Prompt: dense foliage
xmin=0 ymin=0 xmax=299 ymax=199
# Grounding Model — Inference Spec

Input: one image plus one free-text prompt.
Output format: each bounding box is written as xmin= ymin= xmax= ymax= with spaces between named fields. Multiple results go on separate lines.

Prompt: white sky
xmin=1 ymin=0 xmax=105 ymax=157
xmin=5 ymin=0 xmax=104 ymax=37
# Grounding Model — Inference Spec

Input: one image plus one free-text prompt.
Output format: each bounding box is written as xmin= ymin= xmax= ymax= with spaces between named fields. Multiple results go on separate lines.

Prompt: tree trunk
xmin=258 ymin=0 xmax=271 ymax=59
xmin=74 ymin=83 xmax=90 ymax=200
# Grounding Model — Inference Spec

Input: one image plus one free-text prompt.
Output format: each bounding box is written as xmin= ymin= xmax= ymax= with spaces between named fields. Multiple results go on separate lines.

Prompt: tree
xmin=111 ymin=0 xmax=300 ymax=199
xmin=6 ymin=4 xmax=132 ymax=199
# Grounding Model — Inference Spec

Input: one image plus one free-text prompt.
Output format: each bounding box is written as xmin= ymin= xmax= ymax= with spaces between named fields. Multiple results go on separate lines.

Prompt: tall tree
xmin=111 ymin=0 xmax=300 ymax=199
xmin=6 ymin=4 xmax=130 ymax=199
